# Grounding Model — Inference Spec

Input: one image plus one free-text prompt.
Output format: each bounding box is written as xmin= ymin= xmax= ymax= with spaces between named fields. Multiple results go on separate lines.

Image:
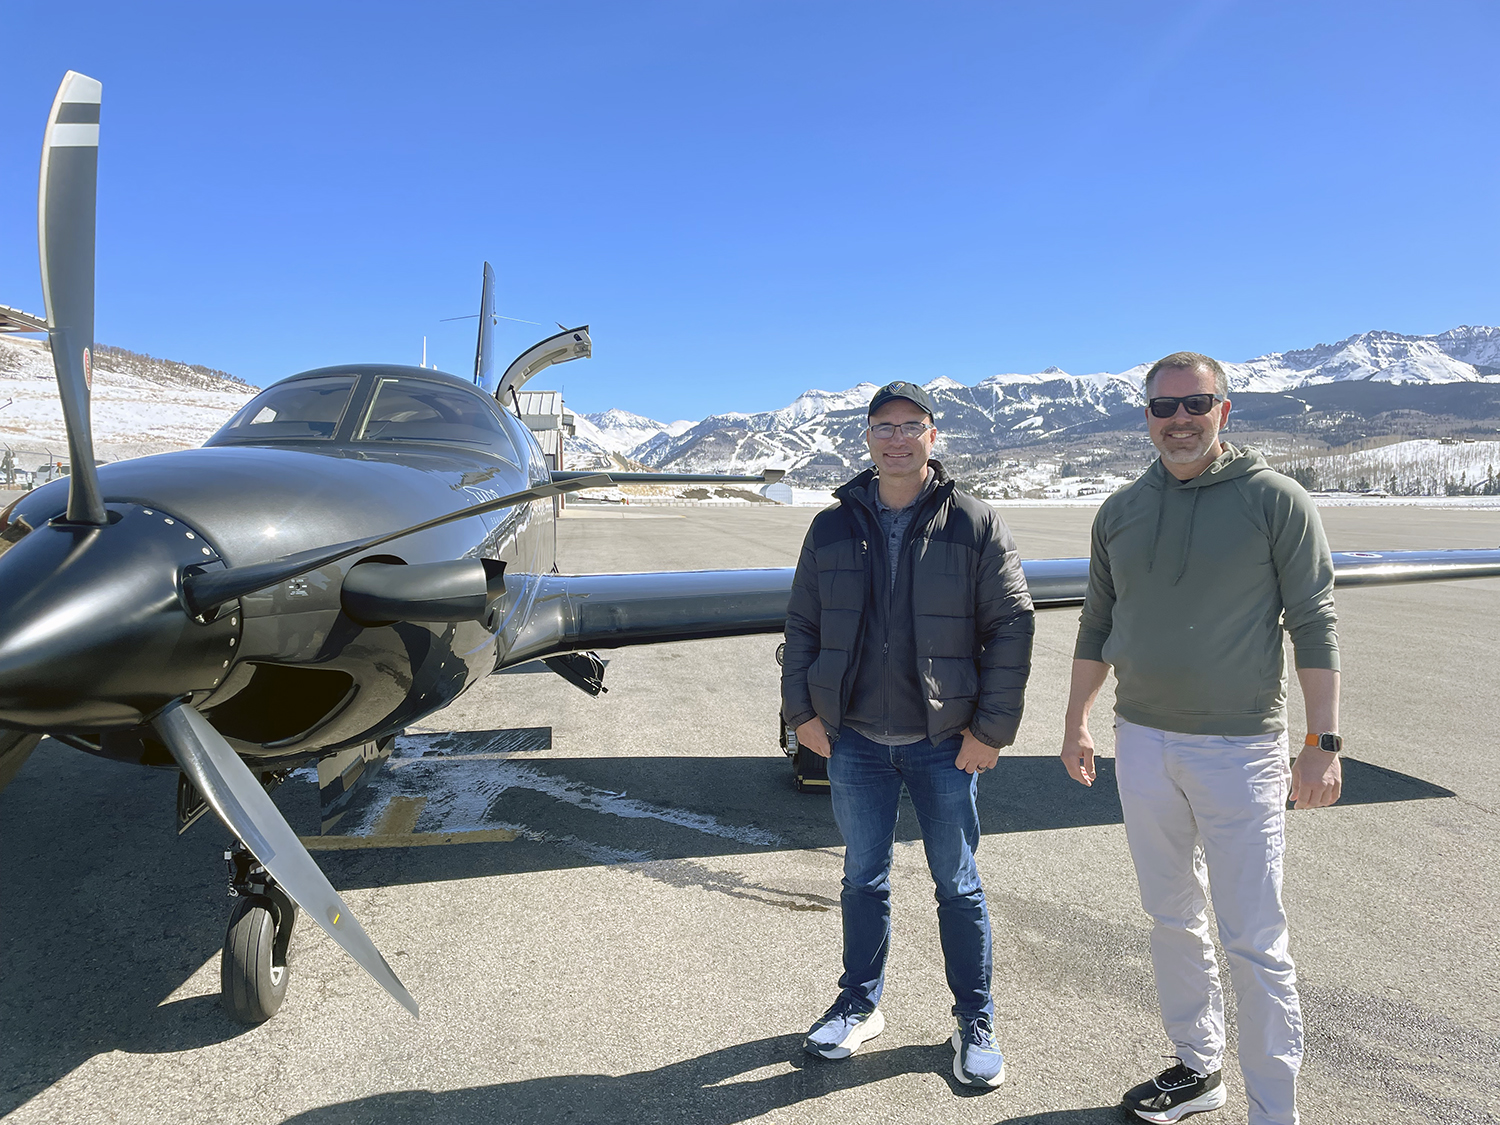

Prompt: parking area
xmin=2 ymin=502 xmax=1497 ymax=1124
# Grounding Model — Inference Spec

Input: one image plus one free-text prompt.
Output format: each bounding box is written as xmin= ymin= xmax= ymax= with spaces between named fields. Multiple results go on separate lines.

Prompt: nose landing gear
xmin=221 ymin=843 xmax=299 ymax=1023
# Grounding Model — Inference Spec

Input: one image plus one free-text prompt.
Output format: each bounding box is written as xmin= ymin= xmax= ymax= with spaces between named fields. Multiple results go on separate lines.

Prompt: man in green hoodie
xmin=1060 ymin=352 xmax=1342 ymax=1125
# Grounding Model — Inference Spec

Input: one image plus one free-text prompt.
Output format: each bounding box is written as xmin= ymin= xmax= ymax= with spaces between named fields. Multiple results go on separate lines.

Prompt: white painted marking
xmin=337 ymin=747 xmax=783 ymax=848
xmin=49 ymin=124 xmax=99 ymax=147
xmin=485 ymin=762 xmax=783 ymax=845
xmin=61 ymin=74 xmax=102 ymax=103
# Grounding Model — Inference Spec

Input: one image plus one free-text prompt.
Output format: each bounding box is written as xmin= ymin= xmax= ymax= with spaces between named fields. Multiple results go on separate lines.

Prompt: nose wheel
xmin=221 ymin=844 xmax=298 ymax=1023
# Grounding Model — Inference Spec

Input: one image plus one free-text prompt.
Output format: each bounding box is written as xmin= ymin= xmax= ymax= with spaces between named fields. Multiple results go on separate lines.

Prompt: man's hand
xmin=1290 ymin=745 xmax=1341 ymax=809
xmin=1061 ymin=659 xmax=1108 ymax=788
xmin=954 ymin=728 xmax=999 ymax=774
xmin=796 ymin=717 xmax=832 ymax=759
xmin=1061 ymin=726 xmax=1096 ymax=787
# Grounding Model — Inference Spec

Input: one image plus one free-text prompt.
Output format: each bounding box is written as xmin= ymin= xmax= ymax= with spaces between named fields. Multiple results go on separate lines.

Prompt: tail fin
xmin=473 ymin=261 xmax=497 ymax=394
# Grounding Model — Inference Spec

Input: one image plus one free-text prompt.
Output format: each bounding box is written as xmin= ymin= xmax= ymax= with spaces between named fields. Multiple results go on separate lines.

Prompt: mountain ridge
xmin=581 ymin=326 xmax=1500 ymax=483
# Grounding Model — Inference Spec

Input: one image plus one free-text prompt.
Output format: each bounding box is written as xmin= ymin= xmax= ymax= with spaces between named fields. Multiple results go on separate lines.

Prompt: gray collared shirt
xmin=871 ymin=470 xmax=938 ymax=590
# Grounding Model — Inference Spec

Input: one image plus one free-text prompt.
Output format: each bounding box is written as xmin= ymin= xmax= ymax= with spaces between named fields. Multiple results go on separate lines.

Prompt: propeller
xmin=39 ymin=71 xmax=107 ymax=527
xmin=183 ymin=473 xmax=613 ymax=616
xmin=153 ymin=702 xmax=418 ymax=1017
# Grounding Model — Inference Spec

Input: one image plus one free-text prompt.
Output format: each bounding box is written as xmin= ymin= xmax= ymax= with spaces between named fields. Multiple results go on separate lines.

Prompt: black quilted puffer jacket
xmin=781 ymin=461 xmax=1035 ymax=749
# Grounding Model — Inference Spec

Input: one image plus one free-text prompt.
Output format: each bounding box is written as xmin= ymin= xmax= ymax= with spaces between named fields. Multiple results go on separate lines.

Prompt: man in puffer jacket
xmin=1061 ymin=352 xmax=1342 ymax=1125
xmin=781 ymin=380 xmax=1034 ymax=1088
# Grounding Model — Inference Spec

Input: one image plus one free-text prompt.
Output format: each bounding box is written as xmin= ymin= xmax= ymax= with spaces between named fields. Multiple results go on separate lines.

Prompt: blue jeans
xmin=827 ymin=726 xmax=994 ymax=1020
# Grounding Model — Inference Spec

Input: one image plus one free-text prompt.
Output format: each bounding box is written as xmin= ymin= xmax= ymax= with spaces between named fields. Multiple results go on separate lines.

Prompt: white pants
xmin=1114 ymin=718 xmax=1303 ymax=1125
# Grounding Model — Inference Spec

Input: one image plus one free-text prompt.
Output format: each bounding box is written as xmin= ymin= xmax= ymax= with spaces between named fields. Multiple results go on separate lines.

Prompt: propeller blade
xmin=153 ymin=702 xmax=418 ymax=1017
xmin=0 ymin=728 xmax=42 ymax=795
xmin=38 ymin=71 xmax=107 ymax=527
xmin=184 ymin=473 xmax=612 ymax=615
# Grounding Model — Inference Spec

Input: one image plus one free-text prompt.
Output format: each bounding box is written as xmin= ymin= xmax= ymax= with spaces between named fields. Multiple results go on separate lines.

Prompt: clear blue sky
xmin=2 ymin=1 xmax=1496 ymax=421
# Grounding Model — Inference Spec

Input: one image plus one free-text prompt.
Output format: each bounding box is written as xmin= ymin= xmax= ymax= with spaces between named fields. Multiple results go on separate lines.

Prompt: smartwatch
xmin=1303 ymin=732 xmax=1343 ymax=755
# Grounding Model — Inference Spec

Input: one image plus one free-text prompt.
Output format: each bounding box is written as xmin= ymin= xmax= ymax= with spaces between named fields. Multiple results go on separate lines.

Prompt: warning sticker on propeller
xmin=82 ymin=347 xmax=91 ymax=388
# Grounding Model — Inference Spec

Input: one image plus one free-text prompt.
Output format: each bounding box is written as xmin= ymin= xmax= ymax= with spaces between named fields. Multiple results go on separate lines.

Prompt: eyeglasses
xmin=1147 ymin=394 xmax=1224 ymax=418
xmin=868 ymin=421 xmax=933 ymax=440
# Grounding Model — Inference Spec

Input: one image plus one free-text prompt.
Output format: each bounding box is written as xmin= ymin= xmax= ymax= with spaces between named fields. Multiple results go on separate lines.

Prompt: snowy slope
xmin=0 ymin=335 xmax=257 ymax=463
xmin=580 ymin=409 xmax=696 ymax=455
xmin=617 ymin=326 xmax=1500 ymax=479
xmin=632 ymin=369 xmax=1140 ymax=476
xmin=1219 ymin=327 xmax=1500 ymax=391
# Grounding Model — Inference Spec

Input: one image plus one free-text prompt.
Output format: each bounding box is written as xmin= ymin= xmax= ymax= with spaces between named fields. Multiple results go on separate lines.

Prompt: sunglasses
xmin=868 ymin=421 xmax=934 ymax=440
xmin=1147 ymin=394 xmax=1224 ymax=419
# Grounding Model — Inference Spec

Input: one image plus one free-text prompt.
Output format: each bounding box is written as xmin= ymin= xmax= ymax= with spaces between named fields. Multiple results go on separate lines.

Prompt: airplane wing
xmin=508 ymin=569 xmax=793 ymax=667
xmin=1006 ymin=548 xmax=1500 ymax=610
xmin=504 ymin=547 xmax=1500 ymax=674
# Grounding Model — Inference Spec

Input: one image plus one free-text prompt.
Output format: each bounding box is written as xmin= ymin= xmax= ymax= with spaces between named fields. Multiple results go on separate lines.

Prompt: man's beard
xmin=1153 ymin=427 xmax=1213 ymax=464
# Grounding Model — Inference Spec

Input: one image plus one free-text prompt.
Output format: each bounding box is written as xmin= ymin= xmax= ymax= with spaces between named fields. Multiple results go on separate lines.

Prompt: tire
xmin=221 ymin=895 xmax=289 ymax=1023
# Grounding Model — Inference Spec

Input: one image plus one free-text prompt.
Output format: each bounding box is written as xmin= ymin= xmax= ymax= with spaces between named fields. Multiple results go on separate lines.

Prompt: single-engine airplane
xmin=4 ymin=71 xmax=1500 ymax=1028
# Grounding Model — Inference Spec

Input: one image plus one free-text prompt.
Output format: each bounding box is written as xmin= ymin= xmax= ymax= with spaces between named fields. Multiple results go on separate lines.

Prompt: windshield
xmin=218 ymin=376 xmax=357 ymax=440
xmin=355 ymin=377 xmax=517 ymax=462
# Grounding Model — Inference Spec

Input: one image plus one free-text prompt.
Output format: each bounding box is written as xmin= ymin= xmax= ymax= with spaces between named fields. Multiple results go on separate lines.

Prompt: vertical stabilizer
xmin=38 ymin=71 xmax=107 ymax=526
xmin=473 ymin=261 xmax=497 ymax=395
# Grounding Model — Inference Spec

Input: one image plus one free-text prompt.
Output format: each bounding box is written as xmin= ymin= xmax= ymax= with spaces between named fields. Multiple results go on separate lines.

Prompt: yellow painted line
xmin=373 ymin=794 xmax=426 ymax=836
xmin=299 ymin=794 xmax=521 ymax=849
xmin=299 ymin=827 xmax=520 ymax=851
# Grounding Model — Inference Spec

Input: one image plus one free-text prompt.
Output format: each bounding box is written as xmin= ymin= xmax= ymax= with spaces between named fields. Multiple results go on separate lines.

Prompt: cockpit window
xmin=355 ymin=378 xmax=517 ymax=462
xmin=218 ymin=376 xmax=357 ymax=440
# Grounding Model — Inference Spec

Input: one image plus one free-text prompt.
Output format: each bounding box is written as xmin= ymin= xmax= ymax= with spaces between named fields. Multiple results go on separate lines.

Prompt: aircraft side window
xmin=219 ymin=376 xmax=358 ymax=440
xmin=356 ymin=378 xmax=517 ymax=464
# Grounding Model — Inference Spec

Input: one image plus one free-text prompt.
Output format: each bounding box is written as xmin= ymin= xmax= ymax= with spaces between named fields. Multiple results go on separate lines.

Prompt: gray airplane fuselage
xmin=0 ymin=364 xmax=553 ymax=767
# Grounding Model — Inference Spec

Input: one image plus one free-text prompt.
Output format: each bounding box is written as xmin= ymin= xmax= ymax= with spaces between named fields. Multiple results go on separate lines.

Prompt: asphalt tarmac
xmin=3 ymin=502 xmax=1498 ymax=1124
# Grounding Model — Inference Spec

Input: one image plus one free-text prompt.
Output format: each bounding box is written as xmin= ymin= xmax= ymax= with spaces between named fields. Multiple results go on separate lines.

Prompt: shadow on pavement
xmin=0 ymin=745 xmax=255 ymax=1115
xmin=311 ymin=739 xmax=1457 ymax=892
xmin=0 ymin=735 xmax=1458 ymax=1117
xmin=273 ymin=1033 xmax=1016 ymax=1125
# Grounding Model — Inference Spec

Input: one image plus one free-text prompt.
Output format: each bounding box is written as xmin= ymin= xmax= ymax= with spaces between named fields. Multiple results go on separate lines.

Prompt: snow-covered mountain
xmin=9 ymin=322 xmax=1499 ymax=489
xmin=579 ymin=409 xmax=696 ymax=455
xmin=1216 ymin=326 xmax=1500 ymax=391
xmin=580 ymin=327 xmax=1500 ymax=481
xmin=627 ymin=367 xmax=1141 ymax=477
xmin=0 ymin=335 xmax=257 ymax=464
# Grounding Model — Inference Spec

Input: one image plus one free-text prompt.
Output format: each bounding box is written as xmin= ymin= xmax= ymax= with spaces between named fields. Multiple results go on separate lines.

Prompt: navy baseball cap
xmin=868 ymin=381 xmax=935 ymax=418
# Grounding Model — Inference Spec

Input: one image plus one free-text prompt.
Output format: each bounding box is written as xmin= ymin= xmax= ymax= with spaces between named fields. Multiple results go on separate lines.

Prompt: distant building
xmin=515 ymin=389 xmax=575 ymax=510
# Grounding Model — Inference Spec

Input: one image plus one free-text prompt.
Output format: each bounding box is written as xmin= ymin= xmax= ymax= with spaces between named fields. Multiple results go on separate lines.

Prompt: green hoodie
xmin=1074 ymin=443 xmax=1338 ymax=736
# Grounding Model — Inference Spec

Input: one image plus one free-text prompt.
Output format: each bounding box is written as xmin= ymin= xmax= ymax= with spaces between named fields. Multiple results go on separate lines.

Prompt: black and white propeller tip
xmin=39 ymin=70 xmax=107 ymax=527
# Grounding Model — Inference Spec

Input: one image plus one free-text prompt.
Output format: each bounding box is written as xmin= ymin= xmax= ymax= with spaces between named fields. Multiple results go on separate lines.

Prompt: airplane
xmin=4 ymin=71 xmax=1500 ymax=1029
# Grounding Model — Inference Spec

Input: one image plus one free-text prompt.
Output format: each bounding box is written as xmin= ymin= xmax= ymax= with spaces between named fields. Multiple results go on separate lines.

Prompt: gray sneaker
xmin=803 ymin=996 xmax=886 ymax=1059
xmin=951 ymin=1013 xmax=1005 ymax=1087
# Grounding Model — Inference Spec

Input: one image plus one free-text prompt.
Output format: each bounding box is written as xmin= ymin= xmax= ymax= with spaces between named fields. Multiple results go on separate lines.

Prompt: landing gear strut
xmin=221 ymin=843 xmax=298 ymax=1023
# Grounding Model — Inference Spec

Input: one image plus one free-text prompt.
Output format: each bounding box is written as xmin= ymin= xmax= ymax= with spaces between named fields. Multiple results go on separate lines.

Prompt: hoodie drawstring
xmin=1174 ymin=487 xmax=1200 ymax=585
xmin=1146 ymin=480 xmax=1166 ymax=573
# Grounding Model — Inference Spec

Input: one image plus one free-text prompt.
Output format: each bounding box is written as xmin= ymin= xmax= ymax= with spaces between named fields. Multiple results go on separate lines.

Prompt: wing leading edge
xmin=503 ymin=547 xmax=1500 ymax=667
